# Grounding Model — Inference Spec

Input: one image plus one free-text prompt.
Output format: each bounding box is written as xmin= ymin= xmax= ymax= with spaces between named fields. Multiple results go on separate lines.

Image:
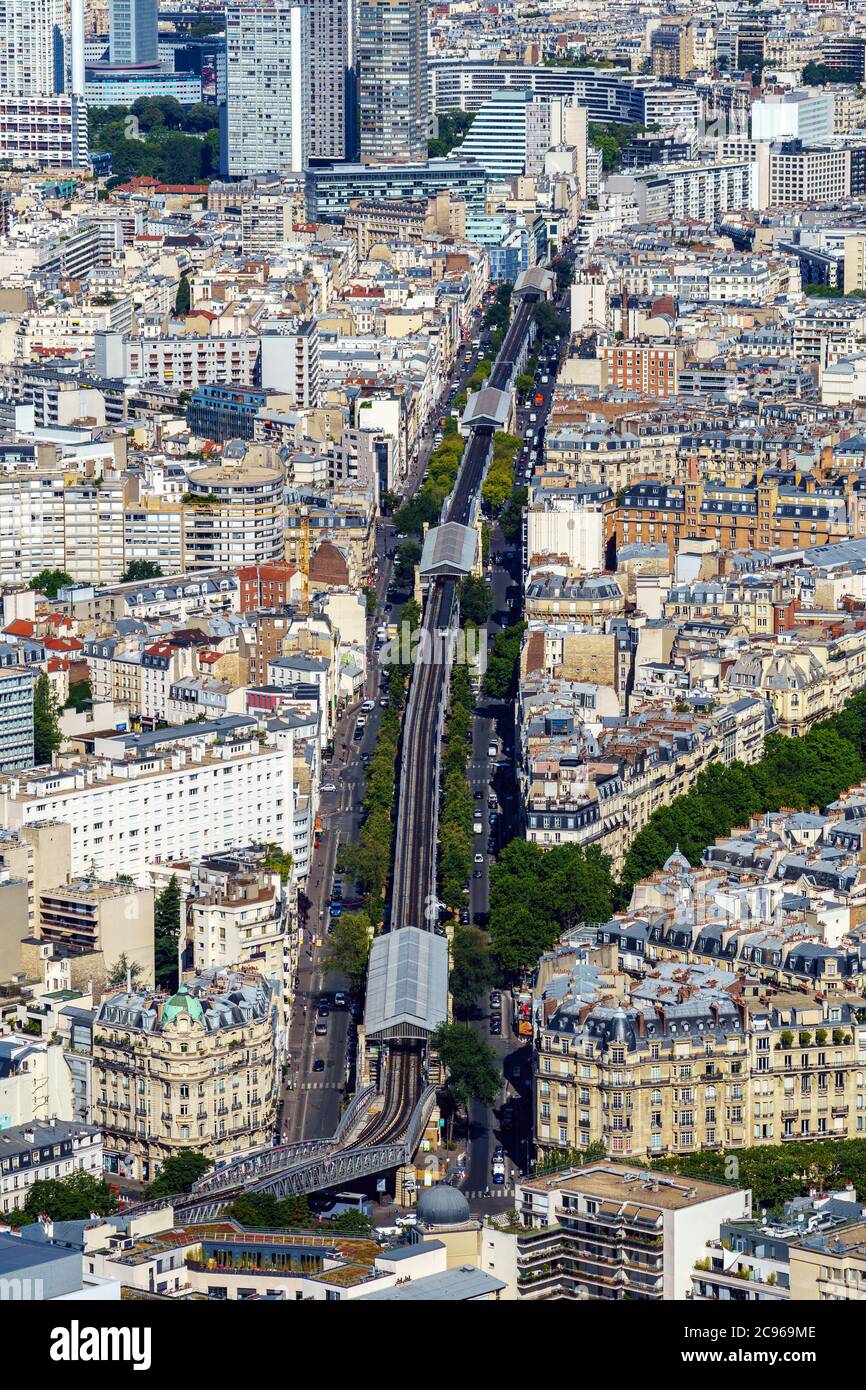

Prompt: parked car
xmin=329 ymin=904 xmax=343 ymax=917
xmin=315 ymin=1022 xmax=328 ymax=1037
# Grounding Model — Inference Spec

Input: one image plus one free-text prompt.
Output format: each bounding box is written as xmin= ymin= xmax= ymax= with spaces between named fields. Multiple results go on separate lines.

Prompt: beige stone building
xmin=533 ymin=960 xmax=866 ymax=1164
xmin=35 ymin=878 xmax=155 ymax=997
xmin=790 ymin=1221 xmax=866 ymax=1299
xmin=94 ymin=968 xmax=279 ymax=1183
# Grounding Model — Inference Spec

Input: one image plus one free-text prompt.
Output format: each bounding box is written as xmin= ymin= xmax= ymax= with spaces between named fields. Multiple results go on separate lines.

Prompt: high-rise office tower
xmin=222 ymin=1 xmax=310 ymax=177
xmin=0 ymin=0 xmax=66 ymax=96
xmin=357 ymin=0 xmax=428 ymax=165
xmin=309 ymin=0 xmax=356 ymax=162
xmin=108 ymin=0 xmax=158 ymax=67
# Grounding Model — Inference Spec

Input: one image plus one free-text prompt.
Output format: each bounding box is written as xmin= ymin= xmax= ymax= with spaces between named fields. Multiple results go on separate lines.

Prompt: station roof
xmin=419 ymin=521 xmax=478 ymax=578
xmin=513 ymin=267 xmax=554 ymax=299
xmin=460 ymin=386 xmax=511 ymax=431
xmin=364 ymin=927 xmax=449 ymax=1041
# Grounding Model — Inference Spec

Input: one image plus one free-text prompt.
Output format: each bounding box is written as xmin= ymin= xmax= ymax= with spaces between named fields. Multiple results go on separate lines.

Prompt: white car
xmin=474 ymin=853 xmax=484 ymax=864
xmin=321 ymin=783 xmax=337 ymax=793
xmin=395 ymin=1215 xmax=418 ymax=1229
xmin=361 ymin=700 xmax=375 ymax=712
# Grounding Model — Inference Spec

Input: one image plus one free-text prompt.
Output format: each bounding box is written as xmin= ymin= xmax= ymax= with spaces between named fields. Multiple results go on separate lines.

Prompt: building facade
xmin=94 ymin=972 xmax=279 ymax=1182
xmin=357 ymin=0 xmax=428 ymax=165
xmin=223 ymin=1 xmax=310 ymax=177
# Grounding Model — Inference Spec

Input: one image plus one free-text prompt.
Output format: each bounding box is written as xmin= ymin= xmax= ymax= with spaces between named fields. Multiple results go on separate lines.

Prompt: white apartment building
xmin=756 ymin=142 xmax=851 ymax=209
xmin=751 ymin=90 xmax=835 ymax=145
xmin=0 ymin=1120 xmax=102 ymax=1218
xmin=0 ymin=94 xmax=88 ymax=169
xmin=94 ymin=332 xmax=261 ymax=389
xmin=190 ymin=873 xmax=295 ymax=1011
xmin=258 ymin=318 xmax=321 ymax=407
xmin=0 ymin=467 xmax=65 ymax=586
xmin=0 ymin=718 xmax=297 ymax=884
xmin=63 ymin=482 xmax=126 ymax=585
xmin=223 ymin=1 xmax=310 ymax=177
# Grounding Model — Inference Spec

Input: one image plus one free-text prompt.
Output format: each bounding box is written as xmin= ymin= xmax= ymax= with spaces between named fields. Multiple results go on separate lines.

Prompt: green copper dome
xmin=161 ymin=983 xmax=205 ymax=1026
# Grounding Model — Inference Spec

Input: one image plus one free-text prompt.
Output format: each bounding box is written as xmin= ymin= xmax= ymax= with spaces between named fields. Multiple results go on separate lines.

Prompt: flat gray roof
xmin=358 ymin=1266 xmax=505 ymax=1300
xmin=364 ymin=927 xmax=449 ymax=1040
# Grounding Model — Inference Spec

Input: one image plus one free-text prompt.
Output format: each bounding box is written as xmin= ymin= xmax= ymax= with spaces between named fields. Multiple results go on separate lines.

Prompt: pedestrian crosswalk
xmin=300 ymin=1081 xmax=341 ymax=1091
xmin=461 ymin=1187 xmax=516 ymax=1200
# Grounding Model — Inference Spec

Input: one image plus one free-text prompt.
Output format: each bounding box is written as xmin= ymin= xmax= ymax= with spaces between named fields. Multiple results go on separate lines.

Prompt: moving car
xmin=313 ymin=1058 xmax=325 ymax=1072
xmin=333 ymin=991 xmax=347 ymax=1008
xmin=321 ymin=783 xmax=337 ymax=793
xmin=487 ymin=742 xmax=498 ymax=758
xmin=361 ymin=699 xmax=376 ymax=712
xmin=474 ymin=853 xmax=484 ymax=864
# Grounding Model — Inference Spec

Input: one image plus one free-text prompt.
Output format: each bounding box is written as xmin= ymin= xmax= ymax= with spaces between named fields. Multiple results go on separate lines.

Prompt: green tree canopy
xmin=154 ymin=874 xmax=182 ymax=990
xmin=146 ymin=1151 xmax=212 ymax=1197
xmin=322 ymin=910 xmax=373 ymax=983
xmin=489 ymin=839 xmax=614 ymax=977
xmin=28 ymin=568 xmax=72 ymax=598
xmin=451 ymin=926 xmax=495 ymax=1017
xmin=34 ymin=671 xmax=61 ymax=765
xmin=121 ymin=559 xmax=163 ymax=584
xmin=4 ymin=1170 xmax=118 ymax=1227
xmin=175 ymin=273 xmax=192 ymax=317
xmin=432 ymin=1022 xmax=501 ymax=1114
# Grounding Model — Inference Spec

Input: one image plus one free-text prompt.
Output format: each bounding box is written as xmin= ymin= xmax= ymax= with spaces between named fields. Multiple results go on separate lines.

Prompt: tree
xmin=226 ymin=1191 xmax=311 ymax=1228
xmin=482 ymin=623 xmax=526 ymax=700
xmin=322 ymin=911 xmax=373 ymax=984
xmin=64 ymin=679 xmax=92 ymax=713
xmin=146 ymin=1151 xmax=212 ymax=1197
xmin=28 ymin=568 xmax=72 ymax=599
xmin=34 ymin=671 xmax=61 ymax=765
xmin=432 ymin=1022 xmax=500 ymax=1137
xmin=3 ymin=1170 xmax=118 ymax=1227
xmin=451 ymin=926 xmax=494 ymax=1018
xmin=330 ymin=1208 xmax=373 ymax=1235
xmin=458 ymin=575 xmax=492 ymax=625
xmin=174 ymin=273 xmax=192 ymax=317
xmin=120 ymin=559 xmax=163 ymax=584
xmin=532 ymin=300 xmax=569 ymax=342
xmin=261 ymin=842 xmax=293 ymax=881
xmin=499 ymin=487 xmax=527 ymax=544
xmin=107 ymin=953 xmax=144 ymax=988
xmin=154 ymin=874 xmax=182 ymax=990
xmin=394 ymin=538 xmax=422 ymax=590
xmin=489 ymin=840 xmax=614 ymax=977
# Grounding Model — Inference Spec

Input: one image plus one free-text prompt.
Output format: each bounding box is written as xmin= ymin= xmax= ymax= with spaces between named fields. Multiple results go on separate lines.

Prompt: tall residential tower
xmin=309 ymin=0 xmax=357 ymax=161
xmin=108 ymin=0 xmax=158 ymax=67
xmin=357 ymin=0 xmax=428 ymax=165
xmin=222 ymin=0 xmax=310 ymax=176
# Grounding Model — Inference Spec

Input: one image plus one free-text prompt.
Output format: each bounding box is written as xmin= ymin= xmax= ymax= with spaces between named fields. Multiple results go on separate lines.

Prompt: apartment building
xmin=789 ymin=1221 xmax=866 ymax=1299
xmin=0 ymin=666 xmax=34 ymax=772
xmin=95 ymin=332 xmax=261 ymax=390
xmin=615 ymin=473 xmax=849 ymax=561
xmin=0 ymin=717 xmax=297 ymax=883
xmin=599 ymin=341 xmax=682 ymax=400
xmin=0 ymin=1119 xmax=102 ymax=1218
xmin=94 ymin=969 xmax=279 ymax=1182
xmin=189 ymin=865 xmax=296 ymax=1013
xmin=35 ymin=878 xmax=155 ymax=992
xmin=533 ymin=957 xmax=866 ymax=1163
xmin=182 ymin=459 xmax=286 ymax=573
xmin=488 ymin=1162 xmax=749 ymax=1301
